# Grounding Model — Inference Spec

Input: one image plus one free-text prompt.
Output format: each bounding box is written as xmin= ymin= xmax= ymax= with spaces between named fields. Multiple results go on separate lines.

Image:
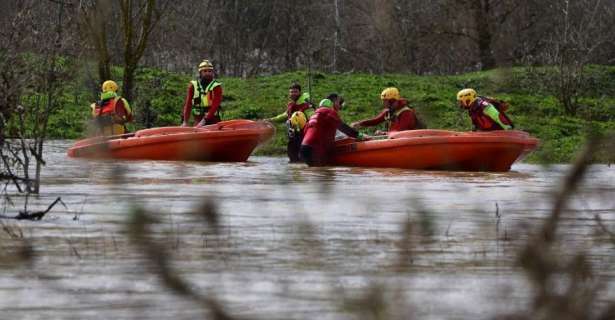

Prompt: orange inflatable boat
xmin=67 ymin=120 xmax=275 ymax=162
xmin=333 ymin=130 xmax=539 ymax=172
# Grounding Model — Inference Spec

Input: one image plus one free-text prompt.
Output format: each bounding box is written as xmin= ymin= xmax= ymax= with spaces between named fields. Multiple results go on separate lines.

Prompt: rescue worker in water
xmin=299 ymin=93 xmax=368 ymax=166
xmin=267 ymin=82 xmax=313 ymax=162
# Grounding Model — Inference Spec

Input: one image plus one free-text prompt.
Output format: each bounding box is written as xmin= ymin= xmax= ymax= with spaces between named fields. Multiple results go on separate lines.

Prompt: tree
xmin=1 ymin=1 xmax=74 ymax=218
xmin=544 ymin=0 xmax=615 ymax=115
xmin=78 ymin=0 xmax=113 ymax=83
xmin=119 ymin=0 xmax=169 ymax=102
xmin=79 ymin=0 xmax=168 ymax=101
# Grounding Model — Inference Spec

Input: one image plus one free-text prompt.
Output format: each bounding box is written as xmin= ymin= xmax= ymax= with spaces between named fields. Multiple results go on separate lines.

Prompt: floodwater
xmin=1 ymin=140 xmax=614 ymax=319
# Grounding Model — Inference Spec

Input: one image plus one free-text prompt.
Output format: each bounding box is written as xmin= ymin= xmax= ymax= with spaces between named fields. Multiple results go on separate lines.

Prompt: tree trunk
xmin=122 ymin=63 xmax=136 ymax=102
xmin=97 ymin=51 xmax=111 ymax=83
xmin=119 ymin=0 xmax=163 ymax=102
xmin=333 ymin=0 xmax=341 ymax=72
xmin=473 ymin=0 xmax=496 ymax=70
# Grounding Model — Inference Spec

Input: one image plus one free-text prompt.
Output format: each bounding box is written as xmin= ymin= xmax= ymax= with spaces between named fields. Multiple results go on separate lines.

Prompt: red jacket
xmin=95 ymin=97 xmax=130 ymax=124
xmin=468 ymin=99 xmax=513 ymax=131
xmin=355 ymin=99 xmax=417 ymax=132
xmin=286 ymin=101 xmax=311 ymax=117
xmin=302 ymin=107 xmax=358 ymax=162
xmin=182 ymin=81 xmax=223 ymax=124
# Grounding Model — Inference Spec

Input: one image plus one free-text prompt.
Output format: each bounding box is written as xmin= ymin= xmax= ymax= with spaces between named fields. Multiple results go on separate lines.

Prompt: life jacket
xmin=384 ymin=107 xmax=410 ymax=122
xmin=91 ymin=96 xmax=132 ymax=135
xmin=190 ymin=79 xmax=222 ymax=116
xmin=286 ymin=92 xmax=311 ymax=117
xmin=384 ymin=99 xmax=425 ymax=130
xmin=479 ymin=96 xmax=509 ymax=112
xmin=286 ymin=101 xmax=311 ymax=118
xmin=469 ymin=98 xmax=513 ymax=131
xmin=93 ymin=97 xmax=132 ymax=119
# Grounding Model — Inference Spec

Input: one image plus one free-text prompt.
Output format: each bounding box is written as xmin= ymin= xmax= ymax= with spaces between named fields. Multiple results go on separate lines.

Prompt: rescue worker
xmin=181 ymin=60 xmax=223 ymax=127
xmin=267 ymin=83 xmax=313 ymax=162
xmin=351 ymin=87 xmax=421 ymax=135
xmin=300 ymin=93 xmax=368 ymax=166
xmin=456 ymin=88 xmax=513 ymax=131
xmin=90 ymin=80 xmax=132 ymax=136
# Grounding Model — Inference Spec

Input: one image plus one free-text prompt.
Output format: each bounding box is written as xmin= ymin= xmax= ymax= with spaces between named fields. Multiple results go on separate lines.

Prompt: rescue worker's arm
xmin=204 ymin=85 xmax=223 ymax=123
xmin=182 ymin=84 xmax=195 ymax=127
xmin=338 ymin=122 xmax=367 ymax=140
xmin=268 ymin=112 xmax=288 ymax=123
xmin=483 ymin=104 xmax=512 ymax=130
xmin=351 ymin=109 xmax=387 ymax=128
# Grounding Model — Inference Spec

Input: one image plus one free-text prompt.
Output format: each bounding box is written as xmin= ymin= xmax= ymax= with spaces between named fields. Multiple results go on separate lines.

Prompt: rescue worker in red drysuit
xmin=351 ymin=87 xmax=420 ymax=135
xmin=181 ymin=60 xmax=223 ymax=127
xmin=267 ymin=83 xmax=313 ymax=162
xmin=456 ymin=88 xmax=513 ymax=131
xmin=299 ymin=93 xmax=368 ymax=166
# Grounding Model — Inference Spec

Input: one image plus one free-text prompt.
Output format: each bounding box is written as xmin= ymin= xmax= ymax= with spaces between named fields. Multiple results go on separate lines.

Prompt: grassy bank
xmin=46 ymin=65 xmax=615 ymax=163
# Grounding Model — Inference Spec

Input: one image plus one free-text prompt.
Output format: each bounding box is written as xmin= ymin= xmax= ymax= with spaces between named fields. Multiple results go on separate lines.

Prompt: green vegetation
xmin=44 ymin=65 xmax=615 ymax=163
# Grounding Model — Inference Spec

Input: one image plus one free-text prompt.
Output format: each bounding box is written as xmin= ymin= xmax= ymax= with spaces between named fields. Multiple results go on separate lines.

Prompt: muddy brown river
xmin=1 ymin=141 xmax=614 ymax=319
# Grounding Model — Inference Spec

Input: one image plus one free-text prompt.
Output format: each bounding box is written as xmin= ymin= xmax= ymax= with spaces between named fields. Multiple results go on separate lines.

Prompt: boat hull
xmin=67 ymin=120 xmax=275 ymax=162
xmin=333 ymin=130 xmax=539 ymax=172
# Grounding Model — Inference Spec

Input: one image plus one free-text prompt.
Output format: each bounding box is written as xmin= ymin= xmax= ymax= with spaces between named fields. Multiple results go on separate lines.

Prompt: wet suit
xmin=299 ymin=107 xmax=361 ymax=166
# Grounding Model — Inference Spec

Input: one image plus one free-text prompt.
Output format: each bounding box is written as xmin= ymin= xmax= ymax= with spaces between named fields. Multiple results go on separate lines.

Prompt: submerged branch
xmin=0 ymin=197 xmax=66 ymax=221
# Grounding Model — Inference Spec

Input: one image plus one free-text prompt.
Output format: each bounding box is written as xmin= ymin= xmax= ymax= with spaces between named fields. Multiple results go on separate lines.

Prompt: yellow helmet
xmin=457 ymin=88 xmax=477 ymax=108
xmin=198 ymin=60 xmax=214 ymax=71
xmin=380 ymin=87 xmax=400 ymax=100
xmin=101 ymin=80 xmax=119 ymax=93
xmin=289 ymin=111 xmax=307 ymax=130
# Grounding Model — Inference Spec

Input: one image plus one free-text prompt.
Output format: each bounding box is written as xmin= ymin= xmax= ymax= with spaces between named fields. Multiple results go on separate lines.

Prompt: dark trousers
xmin=299 ymin=144 xmax=314 ymax=166
xmin=287 ymin=134 xmax=303 ymax=162
xmin=299 ymin=144 xmax=328 ymax=166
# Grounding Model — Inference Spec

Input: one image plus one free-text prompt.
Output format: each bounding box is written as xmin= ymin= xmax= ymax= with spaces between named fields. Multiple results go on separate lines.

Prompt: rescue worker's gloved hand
xmin=356 ymin=132 xmax=370 ymax=141
xmin=350 ymin=122 xmax=361 ymax=129
xmin=197 ymin=117 xmax=216 ymax=127
xmin=374 ymin=130 xmax=387 ymax=136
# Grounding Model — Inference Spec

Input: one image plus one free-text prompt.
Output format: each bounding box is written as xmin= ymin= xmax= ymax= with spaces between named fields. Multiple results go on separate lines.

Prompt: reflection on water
xmin=1 ymin=140 xmax=614 ymax=319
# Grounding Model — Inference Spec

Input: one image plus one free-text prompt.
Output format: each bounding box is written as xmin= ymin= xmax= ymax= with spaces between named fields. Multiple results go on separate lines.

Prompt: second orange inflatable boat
xmin=67 ymin=120 xmax=274 ymax=162
xmin=333 ymin=130 xmax=539 ymax=172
